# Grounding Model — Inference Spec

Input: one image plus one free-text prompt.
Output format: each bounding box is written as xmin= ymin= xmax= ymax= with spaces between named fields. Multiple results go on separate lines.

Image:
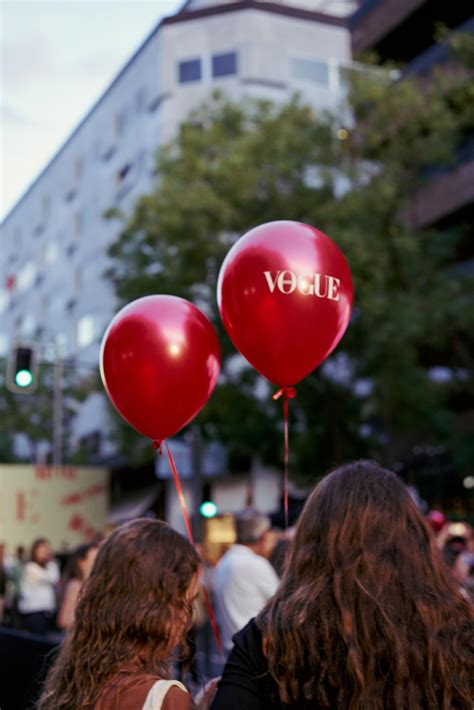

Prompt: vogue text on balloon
xmin=263 ymin=271 xmax=341 ymax=299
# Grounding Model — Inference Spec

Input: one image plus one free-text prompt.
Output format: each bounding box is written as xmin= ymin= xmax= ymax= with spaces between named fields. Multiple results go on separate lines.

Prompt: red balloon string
xmin=164 ymin=441 xmax=194 ymax=544
xmin=283 ymin=396 xmax=289 ymax=530
xmin=202 ymin=585 xmax=224 ymax=657
xmin=273 ymin=387 xmax=296 ymax=530
xmin=162 ymin=441 xmax=224 ymax=657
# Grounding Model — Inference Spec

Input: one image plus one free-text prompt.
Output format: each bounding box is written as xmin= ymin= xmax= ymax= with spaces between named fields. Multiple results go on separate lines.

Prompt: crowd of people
xmin=0 ymin=460 xmax=473 ymax=708
xmin=1 ymin=538 xmax=100 ymax=636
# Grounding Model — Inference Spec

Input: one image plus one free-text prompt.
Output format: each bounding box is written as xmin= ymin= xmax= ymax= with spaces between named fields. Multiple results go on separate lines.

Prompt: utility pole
xmin=190 ymin=424 xmax=203 ymax=540
xmin=53 ymin=343 xmax=64 ymax=467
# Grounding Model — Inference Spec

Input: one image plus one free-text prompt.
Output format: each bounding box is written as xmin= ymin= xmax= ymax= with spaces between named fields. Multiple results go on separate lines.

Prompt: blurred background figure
xmin=185 ymin=542 xmax=220 ymax=683
xmin=269 ymin=537 xmax=292 ymax=579
xmin=214 ymin=511 xmax=279 ymax=654
xmin=57 ymin=542 xmax=100 ymax=630
xmin=427 ymin=512 xmax=474 ymax=600
xmin=3 ymin=545 xmax=25 ymax=629
xmin=440 ymin=522 xmax=474 ymax=601
xmin=0 ymin=545 xmax=6 ymax=623
xmin=18 ymin=538 xmax=59 ymax=635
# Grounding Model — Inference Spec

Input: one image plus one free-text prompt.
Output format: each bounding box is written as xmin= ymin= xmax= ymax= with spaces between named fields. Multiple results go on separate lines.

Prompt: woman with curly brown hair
xmin=211 ymin=461 xmax=474 ymax=709
xmin=38 ymin=519 xmax=201 ymax=709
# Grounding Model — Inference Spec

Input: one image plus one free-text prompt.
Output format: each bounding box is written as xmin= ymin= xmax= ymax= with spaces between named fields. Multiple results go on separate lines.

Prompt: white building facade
xmin=0 ymin=0 xmax=353 ymax=458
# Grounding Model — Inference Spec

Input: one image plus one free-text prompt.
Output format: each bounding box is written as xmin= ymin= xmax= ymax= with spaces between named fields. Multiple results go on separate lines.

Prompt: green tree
xmin=0 ymin=356 xmax=96 ymax=464
xmin=106 ymin=35 xmax=473 ymax=489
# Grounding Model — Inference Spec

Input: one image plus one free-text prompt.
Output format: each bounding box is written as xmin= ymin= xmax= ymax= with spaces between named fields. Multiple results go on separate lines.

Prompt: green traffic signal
xmin=6 ymin=344 xmax=39 ymax=393
xmin=15 ymin=369 xmax=33 ymax=388
xmin=200 ymin=501 xmax=218 ymax=518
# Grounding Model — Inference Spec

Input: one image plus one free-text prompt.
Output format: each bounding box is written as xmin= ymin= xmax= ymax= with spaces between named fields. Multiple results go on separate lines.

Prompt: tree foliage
xmin=106 ymin=35 xmax=473 ymax=490
xmin=0 ymin=357 xmax=96 ymax=464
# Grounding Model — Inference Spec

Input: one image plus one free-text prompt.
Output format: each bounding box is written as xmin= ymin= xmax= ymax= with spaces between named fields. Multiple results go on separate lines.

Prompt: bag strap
xmin=142 ymin=679 xmax=189 ymax=710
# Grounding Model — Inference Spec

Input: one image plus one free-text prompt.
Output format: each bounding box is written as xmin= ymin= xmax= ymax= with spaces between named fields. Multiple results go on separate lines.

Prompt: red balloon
xmin=100 ymin=296 xmax=220 ymax=441
xmin=217 ymin=221 xmax=353 ymax=386
xmin=427 ymin=510 xmax=446 ymax=533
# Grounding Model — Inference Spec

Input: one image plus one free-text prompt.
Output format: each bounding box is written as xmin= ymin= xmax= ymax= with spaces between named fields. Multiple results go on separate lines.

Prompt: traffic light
xmin=6 ymin=343 xmax=39 ymax=394
xmin=200 ymin=501 xmax=218 ymax=518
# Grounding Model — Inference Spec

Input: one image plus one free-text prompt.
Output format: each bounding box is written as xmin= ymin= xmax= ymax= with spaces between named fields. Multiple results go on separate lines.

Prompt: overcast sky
xmin=1 ymin=0 xmax=183 ymax=220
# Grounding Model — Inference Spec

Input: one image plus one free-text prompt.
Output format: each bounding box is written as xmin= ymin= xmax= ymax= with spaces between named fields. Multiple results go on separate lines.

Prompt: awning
xmin=107 ymin=485 xmax=161 ymax=525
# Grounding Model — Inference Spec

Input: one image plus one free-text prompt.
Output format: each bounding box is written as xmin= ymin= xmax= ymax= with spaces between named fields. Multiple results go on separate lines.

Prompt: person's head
xmin=269 ymin=538 xmax=291 ymax=578
xmin=63 ymin=543 xmax=99 ymax=583
xmin=39 ymin=519 xmax=200 ymax=710
xmin=235 ymin=510 xmax=271 ymax=556
xmin=443 ymin=545 xmax=470 ymax=584
xmin=260 ymin=460 xmax=473 ymax=709
xmin=30 ymin=538 xmax=52 ymax=567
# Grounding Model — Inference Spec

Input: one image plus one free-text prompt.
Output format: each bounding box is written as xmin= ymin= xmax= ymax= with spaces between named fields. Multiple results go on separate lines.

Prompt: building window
xmin=102 ymin=146 xmax=116 ymax=162
xmin=17 ymin=261 xmax=37 ymax=292
xmin=44 ymin=241 xmax=58 ymax=265
xmin=114 ymin=109 xmax=128 ymax=138
xmin=178 ymin=58 xmax=201 ymax=84
xmin=117 ymin=163 xmax=132 ymax=182
xmin=77 ymin=315 xmax=96 ymax=348
xmin=212 ymin=52 xmax=237 ymax=78
xmin=291 ymin=57 xmax=329 ymax=85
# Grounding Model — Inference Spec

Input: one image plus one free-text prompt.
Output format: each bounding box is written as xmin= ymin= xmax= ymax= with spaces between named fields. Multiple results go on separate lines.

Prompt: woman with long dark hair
xmin=211 ymin=461 xmax=474 ymax=709
xmin=57 ymin=542 xmax=100 ymax=630
xmin=38 ymin=519 xmax=201 ymax=709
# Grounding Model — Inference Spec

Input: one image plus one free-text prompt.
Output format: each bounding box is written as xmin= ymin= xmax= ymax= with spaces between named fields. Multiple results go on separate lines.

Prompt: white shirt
xmin=214 ymin=544 xmax=279 ymax=652
xmin=18 ymin=560 xmax=60 ymax=614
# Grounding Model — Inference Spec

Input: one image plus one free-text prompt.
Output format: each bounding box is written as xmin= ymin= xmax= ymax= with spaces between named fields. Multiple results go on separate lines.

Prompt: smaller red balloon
xmin=100 ymin=296 xmax=220 ymax=441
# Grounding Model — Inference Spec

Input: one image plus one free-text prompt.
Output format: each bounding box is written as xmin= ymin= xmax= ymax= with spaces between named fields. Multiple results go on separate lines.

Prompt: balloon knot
xmin=273 ymin=386 xmax=297 ymax=401
xmin=152 ymin=439 xmax=163 ymax=454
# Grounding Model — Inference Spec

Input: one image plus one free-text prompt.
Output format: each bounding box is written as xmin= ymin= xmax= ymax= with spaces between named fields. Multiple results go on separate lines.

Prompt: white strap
xmin=142 ymin=679 xmax=189 ymax=710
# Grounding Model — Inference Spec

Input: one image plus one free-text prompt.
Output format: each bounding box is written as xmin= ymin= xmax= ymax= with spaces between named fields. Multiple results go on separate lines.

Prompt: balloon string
xmin=202 ymin=585 xmax=224 ymax=658
xmin=273 ymin=387 xmax=296 ymax=530
xmin=164 ymin=441 xmax=194 ymax=544
xmin=162 ymin=441 xmax=224 ymax=658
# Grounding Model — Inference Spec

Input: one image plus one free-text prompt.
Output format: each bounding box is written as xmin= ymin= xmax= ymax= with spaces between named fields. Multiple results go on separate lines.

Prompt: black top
xmin=211 ymin=619 xmax=320 ymax=710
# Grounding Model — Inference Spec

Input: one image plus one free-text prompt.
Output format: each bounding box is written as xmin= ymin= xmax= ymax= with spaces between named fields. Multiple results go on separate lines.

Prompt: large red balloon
xmin=100 ymin=296 xmax=220 ymax=441
xmin=217 ymin=221 xmax=353 ymax=386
